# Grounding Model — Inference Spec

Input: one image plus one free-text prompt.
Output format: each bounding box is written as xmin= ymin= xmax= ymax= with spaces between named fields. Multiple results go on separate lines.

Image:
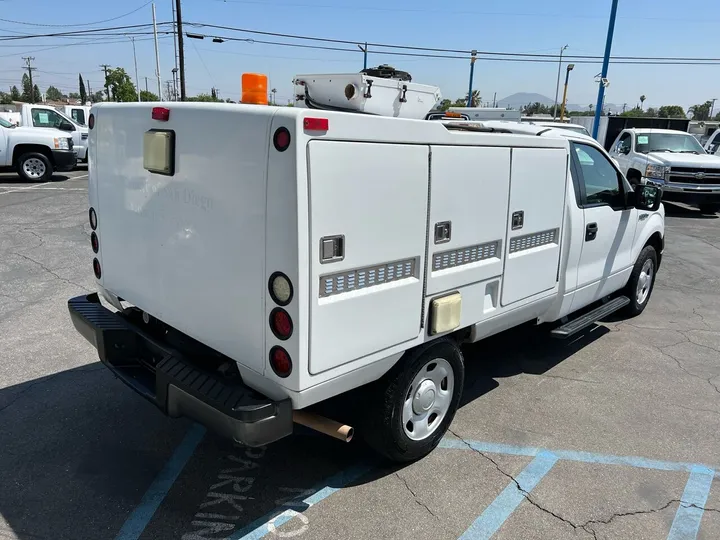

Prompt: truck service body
xmin=69 ymin=99 xmax=665 ymax=462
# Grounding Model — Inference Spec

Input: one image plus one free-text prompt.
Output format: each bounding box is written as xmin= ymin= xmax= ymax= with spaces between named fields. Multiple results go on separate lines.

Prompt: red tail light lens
xmin=270 ymin=308 xmax=293 ymax=340
xmin=152 ymin=107 xmax=170 ymax=121
xmin=91 ymin=232 xmax=99 ymax=253
xmin=269 ymin=346 xmax=292 ymax=378
xmin=303 ymin=117 xmax=329 ymax=131
xmin=88 ymin=113 xmax=95 ymax=130
xmin=93 ymin=258 xmax=102 ymax=279
xmin=89 ymin=207 xmax=97 ymax=230
xmin=273 ymin=127 xmax=291 ymax=152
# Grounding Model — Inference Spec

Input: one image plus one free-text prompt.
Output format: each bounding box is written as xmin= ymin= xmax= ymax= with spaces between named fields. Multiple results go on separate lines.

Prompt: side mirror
xmin=58 ymin=121 xmax=75 ymax=132
xmin=634 ymin=184 xmax=662 ymax=211
xmin=620 ymin=146 xmax=630 ymax=155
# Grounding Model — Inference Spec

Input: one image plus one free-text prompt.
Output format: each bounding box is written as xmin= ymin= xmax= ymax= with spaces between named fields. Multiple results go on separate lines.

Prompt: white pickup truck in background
xmin=0 ymin=103 xmax=88 ymax=164
xmin=704 ymin=128 xmax=720 ymax=155
xmin=0 ymin=116 xmax=76 ymax=181
xmin=609 ymin=128 xmax=720 ymax=214
xmin=67 ymin=83 xmax=665 ymax=463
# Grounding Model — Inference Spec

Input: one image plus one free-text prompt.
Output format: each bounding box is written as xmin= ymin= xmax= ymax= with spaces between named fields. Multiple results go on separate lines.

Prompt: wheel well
xmin=13 ymin=144 xmax=53 ymax=166
xmin=644 ymin=232 xmax=663 ymax=267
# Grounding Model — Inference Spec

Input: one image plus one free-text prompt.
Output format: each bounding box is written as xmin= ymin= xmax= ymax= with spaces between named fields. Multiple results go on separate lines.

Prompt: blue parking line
xmin=439 ymin=438 xmax=719 ymax=475
xmin=230 ymin=463 xmax=373 ymax=540
xmin=115 ymin=424 xmax=206 ymax=540
xmin=458 ymin=451 xmax=558 ymax=540
xmin=667 ymin=465 xmax=715 ymax=540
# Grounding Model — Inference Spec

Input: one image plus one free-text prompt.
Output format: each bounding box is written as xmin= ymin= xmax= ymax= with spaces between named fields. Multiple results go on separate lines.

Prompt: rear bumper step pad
xmin=68 ymin=293 xmax=293 ymax=446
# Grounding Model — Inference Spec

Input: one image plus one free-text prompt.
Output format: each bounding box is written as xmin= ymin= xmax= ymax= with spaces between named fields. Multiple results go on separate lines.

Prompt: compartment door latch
xmin=320 ymin=235 xmax=345 ymax=263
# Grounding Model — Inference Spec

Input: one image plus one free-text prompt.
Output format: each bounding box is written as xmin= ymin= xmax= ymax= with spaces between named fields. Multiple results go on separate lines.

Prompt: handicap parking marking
xmin=115 ymin=425 xmax=206 ymax=540
xmin=668 ymin=465 xmax=715 ymax=540
xmin=230 ymin=463 xmax=375 ymax=540
xmin=458 ymin=451 xmax=558 ymax=540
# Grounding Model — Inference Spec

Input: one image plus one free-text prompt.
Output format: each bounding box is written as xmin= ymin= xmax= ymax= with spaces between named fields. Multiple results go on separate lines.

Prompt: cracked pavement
xmin=1 ymin=173 xmax=720 ymax=540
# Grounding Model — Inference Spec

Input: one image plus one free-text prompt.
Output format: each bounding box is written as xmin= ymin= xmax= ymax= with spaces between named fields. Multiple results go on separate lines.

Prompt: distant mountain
xmin=496 ymin=93 xmax=554 ymax=108
xmin=496 ymin=92 xmax=624 ymax=114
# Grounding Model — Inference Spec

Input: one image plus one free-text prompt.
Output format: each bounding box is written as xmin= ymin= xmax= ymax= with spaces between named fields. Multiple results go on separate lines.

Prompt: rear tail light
xmin=88 ymin=113 xmax=94 ymax=130
xmin=273 ymin=127 xmax=291 ymax=152
xmin=89 ymin=207 xmax=97 ymax=230
xmin=303 ymin=117 xmax=329 ymax=131
xmin=93 ymin=258 xmax=102 ymax=279
xmin=90 ymin=232 xmax=99 ymax=253
xmin=270 ymin=308 xmax=293 ymax=340
xmin=269 ymin=346 xmax=292 ymax=378
xmin=269 ymin=272 xmax=293 ymax=305
xmin=152 ymin=107 xmax=170 ymax=121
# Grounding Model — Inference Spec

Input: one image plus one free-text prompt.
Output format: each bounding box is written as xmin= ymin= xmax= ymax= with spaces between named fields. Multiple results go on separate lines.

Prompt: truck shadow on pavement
xmin=0 ymin=323 xmax=607 ymax=540
xmin=663 ymin=201 xmax=719 ymax=219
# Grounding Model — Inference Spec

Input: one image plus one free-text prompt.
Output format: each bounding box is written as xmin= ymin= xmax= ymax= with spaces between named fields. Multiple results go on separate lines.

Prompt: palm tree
xmin=640 ymin=95 xmax=646 ymax=111
xmin=465 ymin=89 xmax=481 ymax=107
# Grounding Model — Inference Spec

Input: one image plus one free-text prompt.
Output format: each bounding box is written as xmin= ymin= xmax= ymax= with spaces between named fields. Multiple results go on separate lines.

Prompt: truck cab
xmin=16 ymin=104 xmax=88 ymax=164
xmin=609 ymin=128 xmax=720 ymax=214
xmin=56 ymin=104 xmax=91 ymax=127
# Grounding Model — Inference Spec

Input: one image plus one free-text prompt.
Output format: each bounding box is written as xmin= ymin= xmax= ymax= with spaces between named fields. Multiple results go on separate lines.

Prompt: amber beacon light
xmin=241 ymin=73 xmax=268 ymax=105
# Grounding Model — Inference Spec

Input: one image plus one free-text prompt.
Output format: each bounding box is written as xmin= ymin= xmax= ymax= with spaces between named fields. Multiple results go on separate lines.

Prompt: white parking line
xmin=0 ymin=181 xmax=54 ymax=194
xmin=0 ymin=173 xmax=89 ymax=195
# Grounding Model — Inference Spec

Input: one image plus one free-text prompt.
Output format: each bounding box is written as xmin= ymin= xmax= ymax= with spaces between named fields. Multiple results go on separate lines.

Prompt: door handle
xmin=585 ymin=223 xmax=598 ymax=242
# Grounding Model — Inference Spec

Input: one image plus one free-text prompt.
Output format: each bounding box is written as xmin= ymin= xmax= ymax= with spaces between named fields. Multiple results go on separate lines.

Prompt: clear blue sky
xmin=1 ymin=0 xmax=718 ymax=110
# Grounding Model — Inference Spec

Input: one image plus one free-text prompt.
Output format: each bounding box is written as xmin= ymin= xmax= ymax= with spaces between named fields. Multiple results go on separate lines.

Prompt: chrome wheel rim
xmin=636 ymin=259 xmax=654 ymax=305
xmin=23 ymin=158 xmax=46 ymax=179
xmin=402 ymin=358 xmax=454 ymax=441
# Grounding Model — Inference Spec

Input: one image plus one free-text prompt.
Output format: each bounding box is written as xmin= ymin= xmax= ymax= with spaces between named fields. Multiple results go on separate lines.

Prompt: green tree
xmin=68 ymin=92 xmax=80 ymax=100
xmin=90 ymin=90 xmax=104 ymax=103
xmin=45 ymin=85 xmax=63 ymax=101
xmin=21 ymin=74 xmax=32 ymax=101
xmin=645 ymin=107 xmax=658 ymax=117
xmin=619 ymin=106 xmax=646 ymax=117
xmin=79 ymin=74 xmax=87 ymax=104
xmin=689 ymin=101 xmax=713 ymax=121
xmin=437 ymin=99 xmax=452 ymax=111
xmin=33 ymin=84 xmax=41 ymax=103
xmin=105 ymin=68 xmax=137 ymax=102
xmin=0 ymin=92 xmax=12 ymax=105
xmin=139 ymin=90 xmax=159 ymax=101
xmin=639 ymin=95 xmax=646 ymax=110
xmin=187 ymin=93 xmax=222 ymax=102
xmin=657 ymin=105 xmax=686 ymax=118
xmin=10 ymin=86 xmax=20 ymax=101
xmin=451 ymin=98 xmax=467 ymax=107
xmin=464 ymin=90 xmax=481 ymax=107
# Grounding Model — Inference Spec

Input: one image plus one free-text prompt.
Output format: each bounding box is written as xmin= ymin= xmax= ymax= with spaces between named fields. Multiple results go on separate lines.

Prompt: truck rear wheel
xmin=362 ymin=338 xmax=465 ymax=463
xmin=17 ymin=152 xmax=52 ymax=183
xmin=622 ymin=245 xmax=658 ymax=317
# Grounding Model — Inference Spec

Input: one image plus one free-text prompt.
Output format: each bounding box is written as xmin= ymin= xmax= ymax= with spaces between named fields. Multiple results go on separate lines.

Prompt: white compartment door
xmin=501 ymin=148 xmax=568 ymax=306
xmin=308 ymin=141 xmax=429 ymax=375
xmin=426 ymin=146 xmax=510 ymax=296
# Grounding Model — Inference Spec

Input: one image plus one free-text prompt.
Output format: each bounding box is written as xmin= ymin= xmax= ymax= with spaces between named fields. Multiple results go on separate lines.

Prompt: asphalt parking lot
xmin=1 ymin=168 xmax=719 ymax=540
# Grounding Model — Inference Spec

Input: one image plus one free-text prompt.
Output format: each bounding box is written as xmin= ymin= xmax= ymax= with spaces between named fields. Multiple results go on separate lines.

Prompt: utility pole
xmin=100 ymin=64 xmax=111 ymax=101
xmin=171 ymin=0 xmax=180 ymax=99
xmin=357 ymin=43 xmax=368 ymax=70
xmin=622 ymin=103 xmax=627 ymax=113
xmin=127 ymin=36 xmax=141 ymax=102
xmin=593 ymin=0 xmax=619 ymax=139
xmin=552 ymin=45 xmax=568 ymax=119
xmin=22 ymin=57 xmax=36 ymax=103
xmin=152 ymin=3 xmax=163 ymax=101
xmin=711 ymin=98 xmax=718 ymax=120
xmin=175 ymin=0 xmax=187 ymax=100
xmin=165 ymin=80 xmax=173 ymax=101
xmin=493 ymin=92 xmax=497 ymax=108
xmin=467 ymin=50 xmax=477 ymax=108
xmin=145 ymin=77 xmax=149 ymax=94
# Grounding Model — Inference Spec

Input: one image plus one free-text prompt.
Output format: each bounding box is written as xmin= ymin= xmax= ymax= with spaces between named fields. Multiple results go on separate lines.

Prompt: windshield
xmin=635 ymin=132 xmax=706 ymax=154
xmin=557 ymin=125 xmax=590 ymax=136
xmin=0 ymin=117 xmax=14 ymax=128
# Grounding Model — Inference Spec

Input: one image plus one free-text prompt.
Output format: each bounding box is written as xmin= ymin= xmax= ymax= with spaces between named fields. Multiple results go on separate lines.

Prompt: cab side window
xmin=616 ymin=132 xmax=631 ymax=154
xmin=71 ymin=109 xmax=86 ymax=125
xmin=571 ymin=143 xmax=624 ymax=207
xmin=31 ymin=109 xmax=64 ymax=129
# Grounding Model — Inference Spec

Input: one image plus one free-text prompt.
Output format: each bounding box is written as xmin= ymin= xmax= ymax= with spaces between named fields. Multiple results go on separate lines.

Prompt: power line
xmin=22 ymin=56 xmax=36 ymax=102
xmin=0 ymin=2 xmax=153 ymax=28
xmin=0 ymin=22 xmax=173 ymax=41
xmin=187 ymin=21 xmax=720 ymax=63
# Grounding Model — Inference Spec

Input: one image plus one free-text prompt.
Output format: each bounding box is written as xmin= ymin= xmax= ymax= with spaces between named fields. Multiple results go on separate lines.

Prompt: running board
xmin=550 ymin=296 xmax=630 ymax=339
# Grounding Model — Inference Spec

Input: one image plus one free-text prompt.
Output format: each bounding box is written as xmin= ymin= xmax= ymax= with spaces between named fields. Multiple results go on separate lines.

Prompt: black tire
xmin=361 ymin=338 xmax=465 ymax=463
xmin=698 ymin=204 xmax=720 ymax=215
xmin=17 ymin=152 xmax=53 ymax=183
xmin=622 ymin=245 xmax=658 ymax=317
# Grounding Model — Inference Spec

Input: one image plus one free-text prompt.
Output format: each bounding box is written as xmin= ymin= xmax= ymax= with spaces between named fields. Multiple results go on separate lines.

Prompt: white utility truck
xmin=0 ymin=116 xmax=76 ymax=181
xmin=0 ymin=103 xmax=88 ymax=163
xmin=68 ymin=79 xmax=665 ymax=463
xmin=609 ymin=128 xmax=720 ymax=215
